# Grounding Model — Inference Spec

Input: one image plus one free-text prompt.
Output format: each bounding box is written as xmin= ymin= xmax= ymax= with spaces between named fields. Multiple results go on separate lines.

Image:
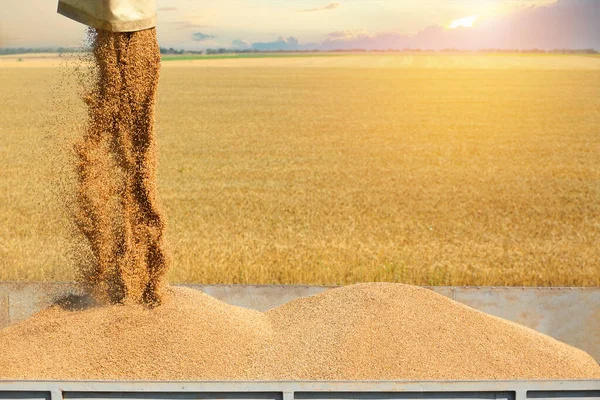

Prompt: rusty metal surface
xmin=0 ymin=283 xmax=598 ymax=363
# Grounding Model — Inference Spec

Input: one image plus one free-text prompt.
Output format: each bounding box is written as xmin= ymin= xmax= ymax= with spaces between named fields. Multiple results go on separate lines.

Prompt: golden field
xmin=0 ymin=53 xmax=599 ymax=286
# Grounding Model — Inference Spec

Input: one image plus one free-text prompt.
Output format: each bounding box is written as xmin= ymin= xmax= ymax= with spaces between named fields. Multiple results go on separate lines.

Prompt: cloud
xmin=167 ymin=19 xmax=208 ymax=30
xmin=302 ymin=2 xmax=340 ymax=12
xmin=192 ymin=32 xmax=217 ymax=41
xmin=232 ymin=39 xmax=251 ymax=49
xmin=178 ymin=23 xmax=208 ymax=29
xmin=318 ymin=0 xmax=600 ymax=50
xmin=252 ymin=36 xmax=300 ymax=51
xmin=327 ymin=29 xmax=372 ymax=40
xmin=158 ymin=7 xmax=177 ymax=12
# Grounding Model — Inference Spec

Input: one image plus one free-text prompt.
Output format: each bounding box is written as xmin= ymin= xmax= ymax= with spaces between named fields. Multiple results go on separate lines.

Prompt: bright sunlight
xmin=448 ymin=15 xmax=478 ymax=29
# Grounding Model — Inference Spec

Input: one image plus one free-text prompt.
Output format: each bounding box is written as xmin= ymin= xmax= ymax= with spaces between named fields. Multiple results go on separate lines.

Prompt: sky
xmin=0 ymin=0 xmax=598 ymax=50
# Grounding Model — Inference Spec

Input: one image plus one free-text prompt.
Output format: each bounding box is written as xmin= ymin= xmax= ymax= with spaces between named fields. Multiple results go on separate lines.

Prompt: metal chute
xmin=57 ymin=0 xmax=156 ymax=32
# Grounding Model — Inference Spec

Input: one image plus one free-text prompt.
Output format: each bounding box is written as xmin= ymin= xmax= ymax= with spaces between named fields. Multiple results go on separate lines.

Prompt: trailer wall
xmin=0 ymin=380 xmax=599 ymax=400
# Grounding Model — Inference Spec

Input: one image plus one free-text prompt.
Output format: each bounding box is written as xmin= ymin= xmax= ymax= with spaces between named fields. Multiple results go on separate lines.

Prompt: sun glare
xmin=448 ymin=15 xmax=478 ymax=29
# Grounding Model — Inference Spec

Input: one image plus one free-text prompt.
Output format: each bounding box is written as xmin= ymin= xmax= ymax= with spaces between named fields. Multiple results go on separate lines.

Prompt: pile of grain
xmin=262 ymin=283 xmax=600 ymax=380
xmin=0 ymin=283 xmax=598 ymax=381
xmin=73 ymin=27 xmax=168 ymax=306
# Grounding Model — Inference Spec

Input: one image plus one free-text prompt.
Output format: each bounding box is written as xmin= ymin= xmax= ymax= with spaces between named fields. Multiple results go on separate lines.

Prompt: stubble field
xmin=0 ymin=53 xmax=599 ymax=286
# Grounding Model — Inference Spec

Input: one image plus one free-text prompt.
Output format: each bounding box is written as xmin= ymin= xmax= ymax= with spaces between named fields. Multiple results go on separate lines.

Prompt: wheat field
xmin=0 ymin=53 xmax=599 ymax=286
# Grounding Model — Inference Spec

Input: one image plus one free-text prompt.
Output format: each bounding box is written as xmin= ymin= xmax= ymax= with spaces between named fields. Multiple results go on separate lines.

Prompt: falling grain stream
xmin=74 ymin=28 xmax=168 ymax=305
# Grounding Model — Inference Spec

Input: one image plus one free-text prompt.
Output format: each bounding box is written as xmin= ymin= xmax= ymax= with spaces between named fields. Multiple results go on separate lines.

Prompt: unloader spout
xmin=57 ymin=0 xmax=156 ymax=32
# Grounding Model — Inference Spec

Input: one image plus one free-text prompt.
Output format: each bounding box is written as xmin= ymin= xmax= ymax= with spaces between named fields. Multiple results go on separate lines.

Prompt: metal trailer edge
xmin=0 ymin=380 xmax=598 ymax=400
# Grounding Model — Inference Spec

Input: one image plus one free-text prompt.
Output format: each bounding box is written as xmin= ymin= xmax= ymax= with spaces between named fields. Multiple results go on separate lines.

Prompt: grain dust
xmin=0 ymin=283 xmax=598 ymax=380
xmin=73 ymin=28 xmax=168 ymax=305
